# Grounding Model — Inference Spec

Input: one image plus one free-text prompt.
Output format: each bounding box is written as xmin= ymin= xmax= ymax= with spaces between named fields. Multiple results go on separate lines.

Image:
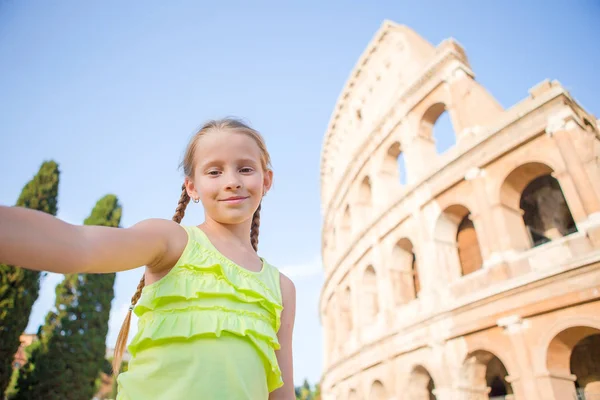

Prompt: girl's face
xmin=186 ymin=129 xmax=272 ymax=225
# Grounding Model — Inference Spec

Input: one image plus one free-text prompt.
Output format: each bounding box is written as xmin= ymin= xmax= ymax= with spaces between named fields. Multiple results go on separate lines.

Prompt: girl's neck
xmin=200 ymin=217 xmax=253 ymax=249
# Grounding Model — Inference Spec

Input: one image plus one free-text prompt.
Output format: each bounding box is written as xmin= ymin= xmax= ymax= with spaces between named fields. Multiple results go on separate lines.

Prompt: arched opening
xmin=398 ymin=151 xmax=407 ymax=185
xmin=457 ymin=214 xmax=483 ymax=276
xmin=356 ymin=176 xmax=373 ymax=229
xmin=368 ymin=380 xmax=388 ymax=400
xmin=340 ymin=285 xmax=353 ymax=333
xmin=420 ymin=102 xmax=455 ymax=155
xmin=381 ymin=141 xmax=406 ymax=197
xmin=435 ymin=204 xmax=483 ymax=280
xmin=461 ymin=350 xmax=513 ymax=399
xmin=546 ymin=326 xmax=600 ymax=400
xmin=383 ymin=141 xmax=407 ymax=186
xmin=362 ymin=265 xmax=379 ymax=322
xmin=340 ymin=205 xmax=352 ymax=247
xmin=383 ymin=142 xmax=400 ymax=178
xmin=500 ymin=162 xmax=578 ymax=250
xmin=359 ymin=176 xmax=372 ymax=206
xmin=406 ymin=365 xmax=436 ymax=400
xmin=571 ymin=334 xmax=600 ymax=400
xmin=520 ymin=175 xmax=577 ymax=247
xmin=391 ymin=238 xmax=420 ymax=304
xmin=369 ymin=380 xmax=388 ymax=400
xmin=433 ymin=110 xmax=454 ymax=154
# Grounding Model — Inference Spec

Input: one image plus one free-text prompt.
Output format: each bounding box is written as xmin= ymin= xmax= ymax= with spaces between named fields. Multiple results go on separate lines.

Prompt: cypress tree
xmin=13 ymin=195 xmax=122 ymax=400
xmin=0 ymin=161 xmax=60 ymax=396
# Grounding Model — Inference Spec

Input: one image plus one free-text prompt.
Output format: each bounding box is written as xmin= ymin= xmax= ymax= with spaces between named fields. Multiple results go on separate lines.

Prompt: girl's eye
xmin=240 ymin=167 xmax=254 ymax=173
xmin=207 ymin=170 xmax=221 ymax=176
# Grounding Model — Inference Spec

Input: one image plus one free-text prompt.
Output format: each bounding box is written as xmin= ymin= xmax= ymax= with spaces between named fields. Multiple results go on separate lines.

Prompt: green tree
xmin=296 ymin=379 xmax=315 ymax=400
xmin=0 ymin=161 xmax=60 ymax=395
xmin=13 ymin=195 xmax=122 ymax=400
xmin=314 ymin=383 xmax=321 ymax=400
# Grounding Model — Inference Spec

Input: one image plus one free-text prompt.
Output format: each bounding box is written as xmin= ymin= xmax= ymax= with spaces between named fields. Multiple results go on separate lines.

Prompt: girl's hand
xmin=0 ymin=205 xmax=184 ymax=274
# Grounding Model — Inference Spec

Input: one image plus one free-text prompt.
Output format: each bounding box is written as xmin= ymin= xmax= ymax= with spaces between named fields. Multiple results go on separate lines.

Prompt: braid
xmin=173 ymin=183 xmax=191 ymax=223
xmin=112 ymin=275 xmax=145 ymax=376
xmin=250 ymin=203 xmax=262 ymax=252
xmin=112 ymin=182 xmax=191 ymax=377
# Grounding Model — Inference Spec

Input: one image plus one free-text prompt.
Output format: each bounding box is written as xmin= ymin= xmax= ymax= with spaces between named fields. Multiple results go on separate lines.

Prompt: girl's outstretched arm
xmin=270 ymin=272 xmax=296 ymax=400
xmin=0 ymin=205 xmax=180 ymax=274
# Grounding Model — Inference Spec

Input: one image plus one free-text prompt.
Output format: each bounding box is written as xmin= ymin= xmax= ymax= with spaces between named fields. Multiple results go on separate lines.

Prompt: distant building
xmin=12 ymin=333 xmax=37 ymax=370
xmin=319 ymin=21 xmax=600 ymax=400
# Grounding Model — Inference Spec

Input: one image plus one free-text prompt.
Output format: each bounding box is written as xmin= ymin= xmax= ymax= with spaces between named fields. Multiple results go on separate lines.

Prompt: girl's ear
xmin=263 ymin=169 xmax=273 ymax=195
xmin=184 ymin=176 xmax=199 ymax=201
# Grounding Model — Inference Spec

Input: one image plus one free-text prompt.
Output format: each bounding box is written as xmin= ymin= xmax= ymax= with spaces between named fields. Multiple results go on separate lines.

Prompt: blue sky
xmin=1 ymin=0 xmax=599 ymax=386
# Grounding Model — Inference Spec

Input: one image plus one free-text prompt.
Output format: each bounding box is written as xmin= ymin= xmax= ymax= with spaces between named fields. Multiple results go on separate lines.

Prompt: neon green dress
xmin=116 ymin=225 xmax=283 ymax=399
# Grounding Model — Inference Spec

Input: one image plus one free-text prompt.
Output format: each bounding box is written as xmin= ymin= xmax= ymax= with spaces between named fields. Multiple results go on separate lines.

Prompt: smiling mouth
xmin=220 ymin=196 xmax=249 ymax=202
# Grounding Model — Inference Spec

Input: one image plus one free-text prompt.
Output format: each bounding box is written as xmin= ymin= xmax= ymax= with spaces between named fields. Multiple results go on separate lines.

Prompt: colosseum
xmin=318 ymin=20 xmax=600 ymax=400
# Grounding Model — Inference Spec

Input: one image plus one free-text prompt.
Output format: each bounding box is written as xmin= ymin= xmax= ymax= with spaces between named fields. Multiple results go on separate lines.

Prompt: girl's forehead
xmin=194 ymin=130 xmax=263 ymax=161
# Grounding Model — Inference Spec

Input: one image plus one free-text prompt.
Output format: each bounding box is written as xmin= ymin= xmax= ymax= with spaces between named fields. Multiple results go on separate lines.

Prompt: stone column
xmin=433 ymin=237 xmax=461 ymax=283
xmin=406 ymin=372 xmax=437 ymax=400
xmin=497 ymin=315 xmax=541 ymax=399
xmin=349 ymin=272 xmax=361 ymax=351
xmin=403 ymin=133 xmax=438 ymax=184
xmin=546 ymin=117 xmax=600 ymax=246
xmin=546 ymin=117 xmax=600 ymax=217
xmin=464 ymin=167 xmax=496 ymax=262
xmin=430 ymin=387 xmax=455 ymax=400
xmin=414 ymin=197 xmax=437 ymax=296
xmin=489 ymin=201 xmax=531 ymax=253
xmin=455 ymin=385 xmax=490 ymax=400
xmin=535 ymin=372 xmax=577 ymax=400
xmin=372 ymin=240 xmax=393 ymax=328
xmin=583 ymin=379 xmax=600 ymax=399
xmin=550 ymin=170 xmax=587 ymax=226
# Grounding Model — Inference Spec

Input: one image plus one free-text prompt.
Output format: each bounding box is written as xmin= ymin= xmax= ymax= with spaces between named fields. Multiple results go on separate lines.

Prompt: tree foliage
xmin=0 ymin=161 xmax=60 ymax=396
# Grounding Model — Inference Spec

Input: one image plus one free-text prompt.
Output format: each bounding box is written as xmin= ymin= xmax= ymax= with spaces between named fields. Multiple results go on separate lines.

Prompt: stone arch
xmin=359 ymin=176 xmax=373 ymax=205
xmin=434 ymin=204 xmax=483 ymax=279
xmin=391 ymin=238 xmax=420 ymax=304
xmin=460 ymin=350 xmax=514 ymax=399
xmin=418 ymin=102 xmax=456 ymax=154
xmin=456 ymin=213 xmax=483 ymax=276
xmin=369 ymin=380 xmax=388 ymax=399
xmin=406 ymin=365 xmax=436 ymax=400
xmin=499 ymin=162 xmax=578 ymax=250
xmin=356 ymin=176 xmax=373 ymax=229
xmin=545 ymin=325 xmax=600 ymax=400
xmin=340 ymin=285 xmax=353 ymax=334
xmin=381 ymin=141 xmax=408 ymax=187
xmin=340 ymin=205 xmax=352 ymax=248
xmin=571 ymin=334 xmax=600 ymax=400
xmin=536 ymin=317 xmax=600 ymax=369
xmin=362 ymin=265 xmax=379 ymax=323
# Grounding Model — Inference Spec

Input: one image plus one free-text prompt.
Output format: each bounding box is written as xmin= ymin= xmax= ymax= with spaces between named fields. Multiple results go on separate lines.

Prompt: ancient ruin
xmin=319 ymin=20 xmax=600 ymax=400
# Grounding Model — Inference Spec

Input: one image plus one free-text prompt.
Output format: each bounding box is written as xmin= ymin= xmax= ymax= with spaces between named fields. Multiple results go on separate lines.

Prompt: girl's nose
xmin=224 ymin=172 xmax=243 ymax=190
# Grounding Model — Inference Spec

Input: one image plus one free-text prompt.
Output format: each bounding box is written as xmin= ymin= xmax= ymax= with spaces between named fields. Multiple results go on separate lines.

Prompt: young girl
xmin=0 ymin=118 xmax=296 ymax=399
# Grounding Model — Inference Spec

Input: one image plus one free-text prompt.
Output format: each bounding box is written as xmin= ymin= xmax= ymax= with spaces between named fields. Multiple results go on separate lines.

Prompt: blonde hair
xmin=112 ymin=118 xmax=272 ymax=376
